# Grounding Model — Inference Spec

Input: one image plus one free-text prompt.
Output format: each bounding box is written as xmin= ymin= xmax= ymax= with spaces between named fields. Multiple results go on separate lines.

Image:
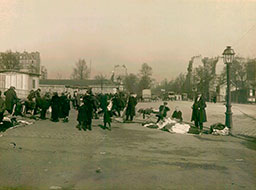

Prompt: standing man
xmin=4 ymin=86 xmax=17 ymax=115
xmin=191 ymin=94 xmax=207 ymax=132
xmin=125 ymin=93 xmax=137 ymax=122
xmin=50 ymin=92 xmax=60 ymax=122
xmin=82 ymin=93 xmax=95 ymax=130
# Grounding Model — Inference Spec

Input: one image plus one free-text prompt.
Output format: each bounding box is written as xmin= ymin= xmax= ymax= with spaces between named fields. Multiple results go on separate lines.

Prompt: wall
xmin=0 ymin=72 xmax=39 ymax=98
xmin=39 ymin=84 xmax=118 ymax=95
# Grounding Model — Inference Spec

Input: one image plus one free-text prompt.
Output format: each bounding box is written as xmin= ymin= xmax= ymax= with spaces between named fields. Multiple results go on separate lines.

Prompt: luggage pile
xmin=143 ymin=117 xmax=193 ymax=134
xmin=209 ymin=123 xmax=230 ymax=136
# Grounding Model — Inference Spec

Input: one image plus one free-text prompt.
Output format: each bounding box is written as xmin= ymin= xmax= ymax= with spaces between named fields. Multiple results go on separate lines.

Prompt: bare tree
xmin=71 ymin=59 xmax=90 ymax=80
xmin=95 ymin=73 xmax=107 ymax=91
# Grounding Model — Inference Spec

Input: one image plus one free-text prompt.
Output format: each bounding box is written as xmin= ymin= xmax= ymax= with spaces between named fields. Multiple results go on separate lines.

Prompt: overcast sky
xmin=0 ymin=0 xmax=255 ymax=81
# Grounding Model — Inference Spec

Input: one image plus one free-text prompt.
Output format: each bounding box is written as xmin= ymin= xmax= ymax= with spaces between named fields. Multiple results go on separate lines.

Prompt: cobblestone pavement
xmin=0 ymin=102 xmax=255 ymax=190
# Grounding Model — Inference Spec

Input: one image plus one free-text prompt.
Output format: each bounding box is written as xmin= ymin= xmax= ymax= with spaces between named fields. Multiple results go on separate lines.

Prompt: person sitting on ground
xmin=172 ymin=106 xmax=183 ymax=122
xmin=156 ymin=102 xmax=170 ymax=123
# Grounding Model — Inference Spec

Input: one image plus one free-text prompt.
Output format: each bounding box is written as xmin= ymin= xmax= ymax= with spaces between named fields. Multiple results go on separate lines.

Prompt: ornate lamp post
xmin=222 ymin=46 xmax=235 ymax=131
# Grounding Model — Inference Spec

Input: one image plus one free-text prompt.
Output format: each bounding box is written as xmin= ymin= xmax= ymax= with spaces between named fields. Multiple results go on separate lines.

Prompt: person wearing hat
xmin=156 ymin=101 xmax=170 ymax=123
xmin=77 ymin=93 xmax=95 ymax=130
xmin=191 ymin=93 xmax=207 ymax=132
xmin=4 ymin=86 xmax=17 ymax=114
xmin=50 ymin=92 xmax=60 ymax=122
xmin=125 ymin=93 xmax=137 ymax=122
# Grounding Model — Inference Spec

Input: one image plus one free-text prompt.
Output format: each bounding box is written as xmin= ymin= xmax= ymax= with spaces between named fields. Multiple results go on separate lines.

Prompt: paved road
xmin=0 ymin=102 xmax=255 ymax=190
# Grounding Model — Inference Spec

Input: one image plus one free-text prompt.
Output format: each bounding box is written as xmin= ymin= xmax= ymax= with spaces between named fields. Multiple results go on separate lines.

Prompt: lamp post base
xmin=225 ymin=111 xmax=233 ymax=133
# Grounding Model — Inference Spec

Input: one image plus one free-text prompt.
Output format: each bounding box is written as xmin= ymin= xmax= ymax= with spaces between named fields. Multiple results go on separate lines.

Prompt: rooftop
xmin=39 ymin=79 xmax=116 ymax=88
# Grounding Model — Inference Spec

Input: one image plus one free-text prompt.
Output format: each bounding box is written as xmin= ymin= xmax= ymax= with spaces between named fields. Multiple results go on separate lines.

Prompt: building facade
xmin=0 ymin=70 xmax=40 ymax=98
xmin=0 ymin=51 xmax=40 ymax=74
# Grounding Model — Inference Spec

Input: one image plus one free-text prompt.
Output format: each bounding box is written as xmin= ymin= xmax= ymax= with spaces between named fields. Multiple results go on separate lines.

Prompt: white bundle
xmin=212 ymin=127 xmax=229 ymax=136
xmin=157 ymin=118 xmax=177 ymax=129
xmin=170 ymin=123 xmax=190 ymax=134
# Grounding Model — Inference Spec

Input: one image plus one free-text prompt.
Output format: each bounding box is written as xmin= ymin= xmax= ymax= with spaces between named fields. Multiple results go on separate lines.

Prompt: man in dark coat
xmin=51 ymin=92 xmax=60 ymax=122
xmin=77 ymin=101 xmax=86 ymax=130
xmin=59 ymin=92 xmax=70 ymax=122
xmin=26 ymin=90 xmax=36 ymax=114
xmin=83 ymin=94 xmax=94 ymax=130
xmin=77 ymin=93 xmax=94 ymax=131
xmin=125 ymin=94 xmax=137 ymax=121
xmin=156 ymin=102 xmax=170 ymax=123
xmin=101 ymin=94 xmax=112 ymax=130
xmin=4 ymin=86 xmax=17 ymax=114
xmin=191 ymin=94 xmax=207 ymax=131
xmin=111 ymin=93 xmax=122 ymax=117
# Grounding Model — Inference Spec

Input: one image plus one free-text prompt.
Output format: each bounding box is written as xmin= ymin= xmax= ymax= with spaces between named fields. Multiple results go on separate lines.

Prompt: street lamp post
xmin=222 ymin=46 xmax=235 ymax=132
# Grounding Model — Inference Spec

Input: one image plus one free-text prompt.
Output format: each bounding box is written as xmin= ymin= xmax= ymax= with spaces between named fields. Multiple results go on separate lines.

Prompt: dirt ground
xmin=0 ymin=101 xmax=255 ymax=190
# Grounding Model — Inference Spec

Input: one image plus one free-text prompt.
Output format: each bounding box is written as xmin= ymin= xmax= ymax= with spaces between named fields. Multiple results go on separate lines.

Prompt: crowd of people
xmin=0 ymin=86 xmax=207 ymax=132
xmin=0 ymin=86 xmax=138 ymax=131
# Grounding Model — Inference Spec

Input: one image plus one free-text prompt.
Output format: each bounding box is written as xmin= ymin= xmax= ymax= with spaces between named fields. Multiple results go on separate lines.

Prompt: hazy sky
xmin=0 ymin=0 xmax=256 ymax=81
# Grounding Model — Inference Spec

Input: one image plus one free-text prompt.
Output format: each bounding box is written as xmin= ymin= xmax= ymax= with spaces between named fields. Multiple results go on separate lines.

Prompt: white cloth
xmin=170 ymin=123 xmax=190 ymax=134
xmin=212 ymin=127 xmax=229 ymax=135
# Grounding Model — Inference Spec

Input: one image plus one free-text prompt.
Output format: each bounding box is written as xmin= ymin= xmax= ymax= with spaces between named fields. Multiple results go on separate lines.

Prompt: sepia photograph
xmin=0 ymin=0 xmax=255 ymax=189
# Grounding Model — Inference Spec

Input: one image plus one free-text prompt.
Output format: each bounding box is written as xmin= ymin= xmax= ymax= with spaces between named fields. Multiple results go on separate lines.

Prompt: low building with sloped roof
xmin=0 ymin=70 xmax=40 ymax=98
xmin=39 ymin=79 xmax=122 ymax=95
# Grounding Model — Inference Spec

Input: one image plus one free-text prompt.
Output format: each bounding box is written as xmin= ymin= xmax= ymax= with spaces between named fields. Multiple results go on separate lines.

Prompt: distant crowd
xmin=0 ymin=86 xmax=207 ymax=132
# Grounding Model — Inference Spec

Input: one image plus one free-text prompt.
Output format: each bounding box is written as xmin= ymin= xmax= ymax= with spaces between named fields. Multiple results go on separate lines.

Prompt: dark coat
xmin=101 ymin=95 xmax=112 ymax=124
xmin=77 ymin=95 xmax=94 ymax=123
xmin=198 ymin=97 xmax=207 ymax=122
xmin=191 ymin=97 xmax=207 ymax=123
xmin=158 ymin=105 xmax=170 ymax=117
xmin=51 ymin=94 xmax=60 ymax=121
xmin=172 ymin=110 xmax=183 ymax=121
xmin=126 ymin=96 xmax=137 ymax=117
xmin=4 ymin=88 xmax=17 ymax=113
xmin=59 ymin=95 xmax=70 ymax=118
xmin=40 ymin=95 xmax=51 ymax=110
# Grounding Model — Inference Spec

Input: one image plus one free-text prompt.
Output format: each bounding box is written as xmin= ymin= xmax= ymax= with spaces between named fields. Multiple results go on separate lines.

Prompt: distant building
xmin=246 ymin=59 xmax=256 ymax=103
xmin=0 ymin=51 xmax=40 ymax=74
xmin=39 ymin=79 xmax=121 ymax=95
xmin=0 ymin=70 xmax=40 ymax=98
xmin=247 ymin=59 xmax=256 ymax=81
xmin=19 ymin=51 xmax=40 ymax=74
